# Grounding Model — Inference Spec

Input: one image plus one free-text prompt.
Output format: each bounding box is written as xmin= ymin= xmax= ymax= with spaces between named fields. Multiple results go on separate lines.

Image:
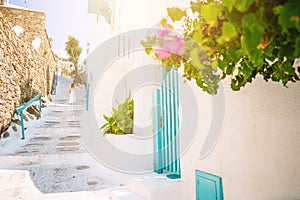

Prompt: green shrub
xmin=101 ymin=94 xmax=134 ymax=135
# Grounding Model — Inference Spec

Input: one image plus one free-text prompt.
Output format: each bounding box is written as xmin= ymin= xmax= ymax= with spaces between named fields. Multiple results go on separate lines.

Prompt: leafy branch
xmin=141 ymin=0 xmax=300 ymax=94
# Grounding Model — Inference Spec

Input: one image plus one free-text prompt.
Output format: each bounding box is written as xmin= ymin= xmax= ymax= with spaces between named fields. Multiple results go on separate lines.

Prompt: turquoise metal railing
xmin=86 ymin=83 xmax=90 ymax=111
xmin=16 ymin=93 xmax=42 ymax=139
xmin=153 ymin=67 xmax=180 ymax=179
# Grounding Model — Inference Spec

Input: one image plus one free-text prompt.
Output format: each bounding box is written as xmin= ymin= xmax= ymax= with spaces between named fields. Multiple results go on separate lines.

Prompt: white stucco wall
xmin=86 ymin=0 xmax=191 ymax=174
xmin=181 ymin=77 xmax=300 ymax=200
xmin=87 ymin=0 xmax=190 ymax=54
xmin=87 ymin=1 xmax=300 ymax=199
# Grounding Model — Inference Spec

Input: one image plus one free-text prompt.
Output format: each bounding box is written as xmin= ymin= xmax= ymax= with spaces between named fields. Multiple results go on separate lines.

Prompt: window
xmin=196 ymin=170 xmax=223 ymax=200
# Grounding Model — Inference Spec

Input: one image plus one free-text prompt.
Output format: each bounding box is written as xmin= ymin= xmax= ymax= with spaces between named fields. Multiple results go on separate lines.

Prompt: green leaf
xmin=191 ymin=1 xmax=201 ymax=13
xmin=295 ymin=35 xmax=300 ymax=57
xmin=273 ymin=5 xmax=283 ymax=15
xmin=103 ymin=114 xmax=110 ymax=122
xmin=222 ymin=0 xmax=236 ymax=12
xmin=201 ymin=38 xmax=216 ymax=47
xmin=241 ymin=13 xmax=256 ymax=29
xmin=100 ymin=123 xmax=109 ymax=129
xmin=226 ymin=65 xmax=235 ymax=75
xmin=234 ymin=0 xmax=254 ymax=13
xmin=249 ymin=50 xmax=264 ymax=67
xmin=167 ymin=7 xmax=187 ymax=22
xmin=222 ymin=22 xmax=237 ymax=41
xmin=145 ymin=48 xmax=153 ymax=55
xmin=160 ymin=18 xmax=168 ymax=27
xmin=112 ymin=125 xmax=120 ymax=133
xmin=226 ymin=8 xmax=243 ymax=28
xmin=243 ymin=67 xmax=253 ymax=78
xmin=279 ymin=45 xmax=293 ymax=57
xmin=201 ymin=3 xmax=222 ymax=22
xmin=190 ymin=48 xmax=205 ymax=70
xmin=218 ymin=58 xmax=228 ymax=71
xmin=191 ymin=31 xmax=203 ymax=46
xmin=278 ymin=0 xmax=300 ymax=31
xmin=241 ymin=24 xmax=264 ymax=54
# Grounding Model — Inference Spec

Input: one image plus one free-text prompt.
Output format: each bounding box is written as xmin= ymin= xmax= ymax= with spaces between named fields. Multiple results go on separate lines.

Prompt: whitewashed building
xmin=85 ymin=1 xmax=300 ymax=199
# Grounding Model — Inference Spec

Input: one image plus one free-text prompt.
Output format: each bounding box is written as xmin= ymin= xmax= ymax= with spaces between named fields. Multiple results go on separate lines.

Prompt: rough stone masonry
xmin=0 ymin=6 xmax=57 ymax=134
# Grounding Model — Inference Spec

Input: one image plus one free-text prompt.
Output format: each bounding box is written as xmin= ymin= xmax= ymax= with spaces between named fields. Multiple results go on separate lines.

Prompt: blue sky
xmin=10 ymin=0 xmax=89 ymax=58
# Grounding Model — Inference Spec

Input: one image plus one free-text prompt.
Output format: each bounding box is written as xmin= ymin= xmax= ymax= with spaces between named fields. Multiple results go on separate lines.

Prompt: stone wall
xmin=0 ymin=6 xmax=57 ymax=134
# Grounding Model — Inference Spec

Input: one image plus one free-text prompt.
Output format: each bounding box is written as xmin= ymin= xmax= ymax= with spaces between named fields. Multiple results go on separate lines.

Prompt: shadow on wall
xmin=20 ymin=80 xmax=40 ymax=103
xmin=0 ymin=84 xmax=40 ymax=138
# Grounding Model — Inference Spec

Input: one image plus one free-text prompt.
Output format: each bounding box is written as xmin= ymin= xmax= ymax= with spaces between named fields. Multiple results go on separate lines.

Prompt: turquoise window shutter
xmin=195 ymin=171 xmax=224 ymax=200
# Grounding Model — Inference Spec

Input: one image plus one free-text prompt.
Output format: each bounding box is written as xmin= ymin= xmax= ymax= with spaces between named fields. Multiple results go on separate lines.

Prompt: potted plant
xmin=100 ymin=93 xmax=134 ymax=135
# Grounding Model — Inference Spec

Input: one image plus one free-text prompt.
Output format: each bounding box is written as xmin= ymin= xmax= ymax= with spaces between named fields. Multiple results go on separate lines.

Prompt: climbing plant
xmin=141 ymin=0 xmax=300 ymax=95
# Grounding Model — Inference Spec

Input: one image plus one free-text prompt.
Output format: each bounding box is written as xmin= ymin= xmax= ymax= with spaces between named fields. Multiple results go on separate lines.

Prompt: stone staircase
xmin=0 ymin=76 xmax=183 ymax=199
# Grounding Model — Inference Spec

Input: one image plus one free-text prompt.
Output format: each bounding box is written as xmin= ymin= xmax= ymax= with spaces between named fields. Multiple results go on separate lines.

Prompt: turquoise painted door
xmin=196 ymin=171 xmax=223 ymax=200
xmin=153 ymin=67 xmax=180 ymax=179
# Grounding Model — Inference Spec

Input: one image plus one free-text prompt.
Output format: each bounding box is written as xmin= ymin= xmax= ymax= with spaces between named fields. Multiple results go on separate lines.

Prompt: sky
xmin=10 ymin=0 xmax=89 ymax=58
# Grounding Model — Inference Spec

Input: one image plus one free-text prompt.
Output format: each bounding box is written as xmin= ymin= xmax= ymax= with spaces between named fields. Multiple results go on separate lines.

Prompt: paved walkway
xmin=0 ymin=76 xmax=121 ymax=199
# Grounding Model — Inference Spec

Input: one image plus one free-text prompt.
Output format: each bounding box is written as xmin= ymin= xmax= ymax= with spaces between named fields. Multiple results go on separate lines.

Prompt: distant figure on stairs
xmin=68 ymin=82 xmax=76 ymax=105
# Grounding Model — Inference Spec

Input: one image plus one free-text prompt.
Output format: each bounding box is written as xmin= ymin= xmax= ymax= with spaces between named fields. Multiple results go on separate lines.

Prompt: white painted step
xmin=43 ymin=189 xmax=112 ymax=200
xmin=123 ymin=173 xmax=183 ymax=200
xmin=110 ymin=187 xmax=143 ymax=200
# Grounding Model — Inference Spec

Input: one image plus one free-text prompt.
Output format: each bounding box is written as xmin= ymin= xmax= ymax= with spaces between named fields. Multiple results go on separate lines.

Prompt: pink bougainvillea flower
xmin=155 ymin=32 xmax=185 ymax=59
xmin=164 ymin=23 xmax=171 ymax=29
xmin=155 ymin=36 xmax=185 ymax=59
xmin=163 ymin=36 xmax=185 ymax=55
xmin=155 ymin=48 xmax=171 ymax=59
xmin=157 ymin=23 xmax=171 ymax=38
xmin=158 ymin=29 xmax=169 ymax=38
